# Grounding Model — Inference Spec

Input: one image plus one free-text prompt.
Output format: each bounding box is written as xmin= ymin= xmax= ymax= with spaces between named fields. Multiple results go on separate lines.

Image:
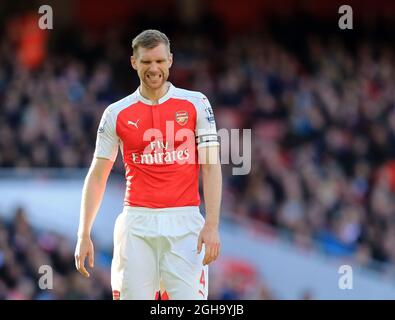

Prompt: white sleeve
xmin=195 ymin=95 xmax=220 ymax=149
xmin=93 ymin=107 xmax=119 ymax=161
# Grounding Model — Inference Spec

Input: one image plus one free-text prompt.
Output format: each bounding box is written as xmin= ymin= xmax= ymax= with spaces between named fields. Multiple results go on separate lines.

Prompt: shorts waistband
xmin=122 ymin=206 xmax=200 ymax=215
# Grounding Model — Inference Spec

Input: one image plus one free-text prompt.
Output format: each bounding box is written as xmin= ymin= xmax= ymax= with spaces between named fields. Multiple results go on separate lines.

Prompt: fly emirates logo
xmin=129 ymin=123 xmax=208 ymax=165
xmin=131 ymin=140 xmax=191 ymax=165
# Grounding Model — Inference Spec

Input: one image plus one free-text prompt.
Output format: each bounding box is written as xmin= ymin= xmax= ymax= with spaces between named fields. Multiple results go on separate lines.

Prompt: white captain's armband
xmin=195 ymin=95 xmax=220 ymax=149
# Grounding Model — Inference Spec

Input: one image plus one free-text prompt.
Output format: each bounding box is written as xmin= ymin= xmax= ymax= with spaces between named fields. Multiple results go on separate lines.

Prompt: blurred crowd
xmin=0 ymin=207 xmax=112 ymax=299
xmin=1 ymin=16 xmax=395 ymax=298
xmin=222 ymin=36 xmax=395 ymax=274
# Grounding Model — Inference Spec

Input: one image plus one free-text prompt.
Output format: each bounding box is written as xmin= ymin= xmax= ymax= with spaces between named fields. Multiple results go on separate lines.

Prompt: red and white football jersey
xmin=94 ymin=83 xmax=219 ymax=208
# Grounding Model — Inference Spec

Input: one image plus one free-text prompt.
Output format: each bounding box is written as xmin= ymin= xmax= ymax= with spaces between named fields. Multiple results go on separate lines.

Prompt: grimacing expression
xmin=131 ymin=43 xmax=173 ymax=90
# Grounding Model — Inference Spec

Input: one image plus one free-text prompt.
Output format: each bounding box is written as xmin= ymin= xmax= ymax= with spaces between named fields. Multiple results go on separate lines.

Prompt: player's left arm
xmin=198 ymin=146 xmax=222 ymax=265
xmin=195 ymin=94 xmax=222 ymax=265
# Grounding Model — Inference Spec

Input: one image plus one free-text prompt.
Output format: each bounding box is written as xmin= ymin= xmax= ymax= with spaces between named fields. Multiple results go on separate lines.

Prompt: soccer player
xmin=74 ymin=29 xmax=222 ymax=300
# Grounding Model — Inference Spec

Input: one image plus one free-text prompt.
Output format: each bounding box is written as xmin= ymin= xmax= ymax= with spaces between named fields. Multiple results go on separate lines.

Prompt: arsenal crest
xmin=175 ymin=111 xmax=189 ymax=126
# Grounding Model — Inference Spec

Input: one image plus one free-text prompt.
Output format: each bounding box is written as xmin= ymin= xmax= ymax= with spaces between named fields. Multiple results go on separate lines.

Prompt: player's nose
xmin=148 ymin=62 xmax=160 ymax=73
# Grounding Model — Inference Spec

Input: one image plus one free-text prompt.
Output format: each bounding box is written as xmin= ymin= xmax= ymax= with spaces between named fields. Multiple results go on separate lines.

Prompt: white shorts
xmin=111 ymin=206 xmax=208 ymax=300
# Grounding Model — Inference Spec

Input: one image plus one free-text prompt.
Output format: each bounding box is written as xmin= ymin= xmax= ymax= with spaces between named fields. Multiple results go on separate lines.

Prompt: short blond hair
xmin=132 ymin=29 xmax=170 ymax=56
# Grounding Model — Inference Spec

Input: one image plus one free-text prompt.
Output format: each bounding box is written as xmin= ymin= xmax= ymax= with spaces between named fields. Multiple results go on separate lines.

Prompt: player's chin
xmin=145 ymin=79 xmax=165 ymax=90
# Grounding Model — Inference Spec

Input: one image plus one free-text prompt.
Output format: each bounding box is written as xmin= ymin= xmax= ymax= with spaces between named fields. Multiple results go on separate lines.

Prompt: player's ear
xmin=131 ymin=55 xmax=137 ymax=70
xmin=168 ymin=53 xmax=173 ymax=69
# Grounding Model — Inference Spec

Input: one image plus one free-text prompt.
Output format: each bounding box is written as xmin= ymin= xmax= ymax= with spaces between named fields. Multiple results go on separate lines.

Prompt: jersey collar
xmin=135 ymin=83 xmax=175 ymax=105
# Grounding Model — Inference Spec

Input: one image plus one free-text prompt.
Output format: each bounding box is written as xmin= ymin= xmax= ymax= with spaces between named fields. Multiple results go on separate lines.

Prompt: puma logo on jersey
xmin=128 ymin=119 xmax=139 ymax=128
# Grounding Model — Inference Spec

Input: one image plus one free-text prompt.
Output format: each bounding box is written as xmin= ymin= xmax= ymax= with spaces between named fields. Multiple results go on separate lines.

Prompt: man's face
xmin=131 ymin=43 xmax=173 ymax=90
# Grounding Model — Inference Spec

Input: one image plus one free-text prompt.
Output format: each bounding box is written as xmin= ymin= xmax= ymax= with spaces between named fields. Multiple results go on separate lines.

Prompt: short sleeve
xmin=195 ymin=95 xmax=220 ymax=149
xmin=93 ymin=107 xmax=119 ymax=161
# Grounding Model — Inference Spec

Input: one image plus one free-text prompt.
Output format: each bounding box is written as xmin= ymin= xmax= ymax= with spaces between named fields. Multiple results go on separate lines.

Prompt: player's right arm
xmin=75 ymin=157 xmax=114 ymax=277
xmin=75 ymin=105 xmax=119 ymax=277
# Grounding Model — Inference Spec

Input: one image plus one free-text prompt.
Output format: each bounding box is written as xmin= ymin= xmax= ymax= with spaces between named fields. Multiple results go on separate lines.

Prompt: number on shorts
xmin=200 ymin=269 xmax=205 ymax=288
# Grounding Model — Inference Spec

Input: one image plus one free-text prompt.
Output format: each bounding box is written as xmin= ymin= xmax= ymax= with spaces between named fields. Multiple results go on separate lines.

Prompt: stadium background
xmin=1 ymin=0 xmax=395 ymax=299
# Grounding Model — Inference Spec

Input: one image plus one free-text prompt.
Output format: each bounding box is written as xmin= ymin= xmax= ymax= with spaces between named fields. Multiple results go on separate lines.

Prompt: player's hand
xmin=197 ymin=224 xmax=220 ymax=265
xmin=75 ymin=236 xmax=94 ymax=278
